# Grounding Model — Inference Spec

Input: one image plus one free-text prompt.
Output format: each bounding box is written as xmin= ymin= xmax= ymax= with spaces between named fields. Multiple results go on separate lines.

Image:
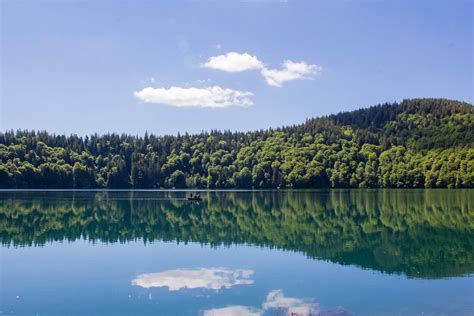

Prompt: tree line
xmin=0 ymin=98 xmax=472 ymax=189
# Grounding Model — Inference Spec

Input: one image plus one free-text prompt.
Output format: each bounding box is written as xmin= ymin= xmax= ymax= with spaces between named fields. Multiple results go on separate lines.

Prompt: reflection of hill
xmin=0 ymin=190 xmax=473 ymax=279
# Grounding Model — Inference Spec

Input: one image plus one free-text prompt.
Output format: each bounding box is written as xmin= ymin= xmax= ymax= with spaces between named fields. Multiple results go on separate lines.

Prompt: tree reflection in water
xmin=0 ymin=189 xmax=472 ymax=279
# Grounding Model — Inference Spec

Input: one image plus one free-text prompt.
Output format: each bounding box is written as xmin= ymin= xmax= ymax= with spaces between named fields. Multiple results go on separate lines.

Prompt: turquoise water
xmin=1 ymin=190 xmax=473 ymax=315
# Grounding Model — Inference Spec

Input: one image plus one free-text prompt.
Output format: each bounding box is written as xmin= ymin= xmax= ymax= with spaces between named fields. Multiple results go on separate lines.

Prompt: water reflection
xmin=131 ymin=268 xmax=254 ymax=291
xmin=203 ymin=289 xmax=352 ymax=316
xmin=262 ymin=289 xmax=319 ymax=315
xmin=0 ymin=190 xmax=473 ymax=279
xmin=204 ymin=305 xmax=262 ymax=316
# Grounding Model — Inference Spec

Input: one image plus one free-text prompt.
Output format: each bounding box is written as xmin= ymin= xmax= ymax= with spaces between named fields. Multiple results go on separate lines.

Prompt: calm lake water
xmin=0 ymin=190 xmax=473 ymax=316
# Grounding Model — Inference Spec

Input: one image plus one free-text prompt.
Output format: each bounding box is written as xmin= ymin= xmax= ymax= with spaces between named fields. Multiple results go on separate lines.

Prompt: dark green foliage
xmin=0 ymin=98 xmax=472 ymax=188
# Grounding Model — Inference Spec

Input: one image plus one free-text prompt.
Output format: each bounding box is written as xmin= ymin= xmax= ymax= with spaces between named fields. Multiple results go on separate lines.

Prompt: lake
xmin=0 ymin=190 xmax=473 ymax=315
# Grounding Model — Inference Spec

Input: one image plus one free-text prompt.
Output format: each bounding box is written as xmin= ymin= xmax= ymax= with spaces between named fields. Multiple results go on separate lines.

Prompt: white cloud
xmin=202 ymin=289 xmax=321 ymax=316
xmin=134 ymin=86 xmax=254 ymax=108
xmin=201 ymin=52 xmax=322 ymax=87
xmin=203 ymin=306 xmax=262 ymax=316
xmin=261 ymin=60 xmax=322 ymax=87
xmin=263 ymin=289 xmax=319 ymax=315
xmin=131 ymin=268 xmax=254 ymax=291
xmin=202 ymin=52 xmax=264 ymax=72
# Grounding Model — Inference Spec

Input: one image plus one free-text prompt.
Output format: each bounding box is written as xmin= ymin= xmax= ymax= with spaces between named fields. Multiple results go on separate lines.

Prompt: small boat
xmin=187 ymin=193 xmax=202 ymax=202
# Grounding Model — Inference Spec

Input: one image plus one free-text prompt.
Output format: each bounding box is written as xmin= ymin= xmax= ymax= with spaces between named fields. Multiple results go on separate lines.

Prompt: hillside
xmin=0 ymin=98 xmax=472 ymax=189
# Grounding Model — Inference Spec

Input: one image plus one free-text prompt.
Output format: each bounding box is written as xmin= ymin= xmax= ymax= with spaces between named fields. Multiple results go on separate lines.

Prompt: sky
xmin=1 ymin=0 xmax=472 ymax=136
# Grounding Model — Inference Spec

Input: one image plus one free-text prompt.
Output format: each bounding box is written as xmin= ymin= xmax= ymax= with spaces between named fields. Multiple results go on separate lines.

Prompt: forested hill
xmin=0 ymin=98 xmax=472 ymax=189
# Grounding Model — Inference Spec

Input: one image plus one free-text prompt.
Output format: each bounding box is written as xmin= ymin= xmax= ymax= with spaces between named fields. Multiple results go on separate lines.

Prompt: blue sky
xmin=1 ymin=1 xmax=472 ymax=135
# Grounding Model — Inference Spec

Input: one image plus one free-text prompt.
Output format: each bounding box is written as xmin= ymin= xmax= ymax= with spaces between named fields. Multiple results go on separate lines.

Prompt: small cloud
xmin=131 ymin=268 xmax=254 ymax=290
xmin=204 ymin=306 xmax=262 ymax=316
xmin=215 ymin=44 xmax=222 ymax=50
xmin=150 ymin=77 xmax=156 ymax=83
xmin=196 ymin=78 xmax=211 ymax=84
xmin=261 ymin=60 xmax=322 ymax=87
xmin=202 ymin=52 xmax=264 ymax=72
xmin=134 ymin=86 xmax=254 ymax=108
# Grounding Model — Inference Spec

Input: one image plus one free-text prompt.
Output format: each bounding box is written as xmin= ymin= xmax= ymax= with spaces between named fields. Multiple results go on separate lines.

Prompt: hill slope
xmin=0 ymin=98 xmax=472 ymax=188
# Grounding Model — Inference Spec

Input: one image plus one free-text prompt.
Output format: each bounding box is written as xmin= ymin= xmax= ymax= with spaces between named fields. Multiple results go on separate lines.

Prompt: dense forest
xmin=0 ymin=98 xmax=472 ymax=189
xmin=1 ymin=190 xmax=472 ymax=278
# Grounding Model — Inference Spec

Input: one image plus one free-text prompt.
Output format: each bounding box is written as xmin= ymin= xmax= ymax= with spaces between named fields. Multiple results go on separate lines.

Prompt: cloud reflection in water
xmin=263 ymin=289 xmax=319 ymax=315
xmin=131 ymin=268 xmax=254 ymax=291
xmin=204 ymin=305 xmax=262 ymax=316
xmin=204 ymin=289 xmax=352 ymax=316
